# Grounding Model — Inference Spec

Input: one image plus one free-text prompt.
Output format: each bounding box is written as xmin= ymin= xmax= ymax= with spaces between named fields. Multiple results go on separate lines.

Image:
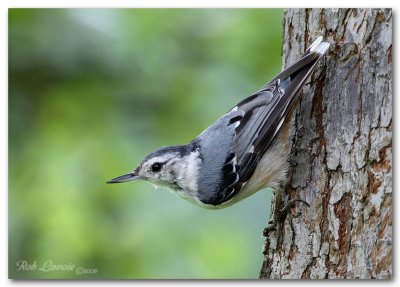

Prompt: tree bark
xmin=259 ymin=8 xmax=392 ymax=279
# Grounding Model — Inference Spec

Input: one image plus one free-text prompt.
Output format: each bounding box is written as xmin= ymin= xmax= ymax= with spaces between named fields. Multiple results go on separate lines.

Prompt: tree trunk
xmin=259 ymin=8 xmax=392 ymax=279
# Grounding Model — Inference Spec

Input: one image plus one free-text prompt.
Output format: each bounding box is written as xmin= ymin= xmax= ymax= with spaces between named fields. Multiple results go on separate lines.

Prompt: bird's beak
xmin=107 ymin=172 xmax=140 ymax=184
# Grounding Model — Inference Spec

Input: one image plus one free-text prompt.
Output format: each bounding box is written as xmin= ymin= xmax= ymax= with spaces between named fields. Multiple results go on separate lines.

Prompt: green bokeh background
xmin=9 ymin=8 xmax=283 ymax=279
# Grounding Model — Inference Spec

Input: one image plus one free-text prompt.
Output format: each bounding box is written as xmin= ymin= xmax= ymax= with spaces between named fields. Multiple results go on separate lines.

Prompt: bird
xmin=107 ymin=36 xmax=330 ymax=235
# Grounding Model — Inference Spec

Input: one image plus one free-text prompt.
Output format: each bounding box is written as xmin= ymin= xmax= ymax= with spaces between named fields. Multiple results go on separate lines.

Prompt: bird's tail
xmin=266 ymin=36 xmax=330 ymax=89
xmin=260 ymin=36 xmax=330 ymax=126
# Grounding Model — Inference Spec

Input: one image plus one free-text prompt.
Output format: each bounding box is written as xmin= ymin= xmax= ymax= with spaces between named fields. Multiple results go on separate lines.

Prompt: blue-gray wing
xmin=209 ymin=38 xmax=330 ymax=206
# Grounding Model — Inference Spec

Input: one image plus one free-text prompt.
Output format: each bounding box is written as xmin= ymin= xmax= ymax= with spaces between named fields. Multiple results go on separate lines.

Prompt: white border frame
xmin=3 ymin=1 xmax=397 ymax=286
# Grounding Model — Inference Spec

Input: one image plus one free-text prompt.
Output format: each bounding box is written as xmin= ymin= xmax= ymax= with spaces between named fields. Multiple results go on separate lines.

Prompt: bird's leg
xmin=263 ymin=189 xmax=310 ymax=236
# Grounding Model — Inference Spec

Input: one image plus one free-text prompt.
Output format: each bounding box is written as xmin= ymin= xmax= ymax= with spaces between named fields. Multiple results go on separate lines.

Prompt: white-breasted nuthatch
xmin=108 ymin=36 xmax=330 ymax=234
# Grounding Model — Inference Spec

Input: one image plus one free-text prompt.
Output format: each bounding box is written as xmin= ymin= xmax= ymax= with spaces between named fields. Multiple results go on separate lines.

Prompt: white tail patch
xmin=315 ymin=42 xmax=330 ymax=55
xmin=308 ymin=36 xmax=323 ymax=53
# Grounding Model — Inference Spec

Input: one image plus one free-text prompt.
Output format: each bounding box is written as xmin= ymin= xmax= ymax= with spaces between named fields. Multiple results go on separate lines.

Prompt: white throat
xmin=171 ymin=150 xmax=203 ymax=204
xmin=175 ymin=150 xmax=201 ymax=191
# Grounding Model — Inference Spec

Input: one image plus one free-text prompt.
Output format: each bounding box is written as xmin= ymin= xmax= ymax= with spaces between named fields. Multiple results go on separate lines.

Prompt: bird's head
xmin=107 ymin=144 xmax=200 ymax=191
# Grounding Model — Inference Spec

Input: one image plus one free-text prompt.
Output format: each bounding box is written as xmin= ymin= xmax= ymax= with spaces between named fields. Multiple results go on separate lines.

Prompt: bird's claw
xmin=263 ymin=219 xmax=277 ymax=236
xmin=263 ymin=198 xmax=310 ymax=237
xmin=278 ymin=198 xmax=310 ymax=215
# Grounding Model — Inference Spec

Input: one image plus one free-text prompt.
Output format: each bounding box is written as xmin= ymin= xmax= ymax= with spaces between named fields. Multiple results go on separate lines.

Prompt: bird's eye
xmin=151 ymin=162 xmax=162 ymax=172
